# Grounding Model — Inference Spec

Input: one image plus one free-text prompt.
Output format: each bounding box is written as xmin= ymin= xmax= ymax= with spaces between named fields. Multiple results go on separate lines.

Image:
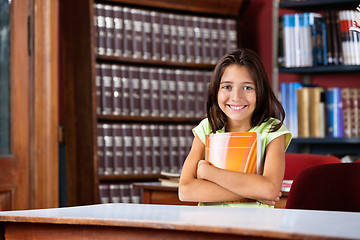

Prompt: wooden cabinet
xmin=272 ymin=0 xmax=360 ymax=159
xmin=60 ymin=0 xmax=247 ymax=206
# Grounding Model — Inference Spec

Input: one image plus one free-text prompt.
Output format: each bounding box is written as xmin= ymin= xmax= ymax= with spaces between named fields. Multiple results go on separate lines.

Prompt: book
xmin=297 ymin=87 xmax=310 ymax=138
xmin=281 ymin=180 xmax=293 ymax=192
xmin=159 ymin=171 xmax=180 ymax=187
xmin=326 ymin=88 xmax=344 ymax=138
xmin=309 ymin=87 xmax=326 ymax=138
xmin=349 ymin=4 xmax=360 ymax=33
xmin=205 ymin=132 xmax=261 ymax=174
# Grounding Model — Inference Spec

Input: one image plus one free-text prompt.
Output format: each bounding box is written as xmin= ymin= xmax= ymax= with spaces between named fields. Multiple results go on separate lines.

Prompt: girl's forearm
xmin=200 ymin=164 xmax=281 ymax=201
xmin=178 ymin=178 xmax=245 ymax=203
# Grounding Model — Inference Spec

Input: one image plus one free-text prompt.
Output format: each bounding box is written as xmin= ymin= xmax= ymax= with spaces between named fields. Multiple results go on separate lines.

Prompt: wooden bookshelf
xmin=60 ymin=0 xmax=247 ymax=206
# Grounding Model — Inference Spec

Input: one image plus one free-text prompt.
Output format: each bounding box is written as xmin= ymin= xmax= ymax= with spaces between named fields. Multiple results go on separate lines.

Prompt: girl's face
xmin=217 ymin=65 xmax=256 ymax=131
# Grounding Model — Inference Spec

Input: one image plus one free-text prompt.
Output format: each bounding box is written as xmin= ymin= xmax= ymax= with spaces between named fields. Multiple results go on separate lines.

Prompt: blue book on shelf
xmin=281 ymin=83 xmax=289 ymax=130
xmin=326 ymin=88 xmax=344 ymax=137
xmin=288 ymin=82 xmax=302 ymax=137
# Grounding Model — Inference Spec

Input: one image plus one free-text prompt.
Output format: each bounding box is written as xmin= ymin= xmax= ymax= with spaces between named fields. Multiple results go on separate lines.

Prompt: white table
xmin=0 ymin=203 xmax=359 ymax=239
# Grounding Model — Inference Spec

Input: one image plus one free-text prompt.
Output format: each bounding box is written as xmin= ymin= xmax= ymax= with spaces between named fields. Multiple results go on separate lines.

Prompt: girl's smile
xmin=217 ymin=65 xmax=256 ymax=131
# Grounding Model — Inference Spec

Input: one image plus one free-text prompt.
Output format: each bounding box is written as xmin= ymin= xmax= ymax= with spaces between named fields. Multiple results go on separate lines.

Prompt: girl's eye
xmin=222 ymin=85 xmax=231 ymax=90
xmin=243 ymin=86 xmax=253 ymax=90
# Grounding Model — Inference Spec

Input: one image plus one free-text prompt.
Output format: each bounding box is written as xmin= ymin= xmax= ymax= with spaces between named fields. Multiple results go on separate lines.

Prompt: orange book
xmin=205 ymin=132 xmax=261 ymax=174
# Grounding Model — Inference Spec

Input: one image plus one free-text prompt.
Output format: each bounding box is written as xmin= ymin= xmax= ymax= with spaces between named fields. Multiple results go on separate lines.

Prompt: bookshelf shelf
xmin=292 ymin=137 xmax=360 ymax=144
xmin=97 ymin=55 xmax=216 ymax=70
xmin=279 ymin=65 xmax=360 ymax=74
xmin=279 ymin=0 xmax=359 ymax=11
xmin=99 ymin=174 xmax=161 ymax=181
xmin=97 ymin=115 xmax=203 ymax=124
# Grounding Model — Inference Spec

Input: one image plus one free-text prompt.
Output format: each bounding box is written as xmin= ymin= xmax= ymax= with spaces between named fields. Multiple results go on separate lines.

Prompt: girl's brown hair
xmin=206 ymin=48 xmax=285 ymax=133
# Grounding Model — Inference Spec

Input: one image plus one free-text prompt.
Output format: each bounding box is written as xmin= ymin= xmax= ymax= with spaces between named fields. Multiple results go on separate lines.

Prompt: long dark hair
xmin=206 ymin=48 xmax=285 ymax=133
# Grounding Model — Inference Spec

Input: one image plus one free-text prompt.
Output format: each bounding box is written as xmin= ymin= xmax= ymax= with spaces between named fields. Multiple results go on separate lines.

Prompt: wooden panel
xmin=0 ymin=157 xmax=15 ymax=211
xmin=4 ymin=223 xmax=273 ymax=240
xmin=60 ymin=0 xmax=97 ymax=206
xmin=31 ymin=0 xmax=59 ymax=209
xmin=105 ymin=0 xmax=247 ymax=17
xmin=10 ymin=0 xmax=31 ymax=210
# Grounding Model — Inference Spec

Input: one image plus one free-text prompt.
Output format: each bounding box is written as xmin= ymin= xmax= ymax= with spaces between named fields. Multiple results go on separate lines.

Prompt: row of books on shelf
xmin=97 ymin=123 xmax=195 ymax=176
xmin=99 ymin=183 xmax=141 ymax=204
xmin=281 ymin=83 xmax=360 ymax=138
xmin=93 ymin=3 xmax=237 ymax=64
xmin=96 ymin=63 xmax=210 ymax=118
xmin=279 ymin=9 xmax=360 ymax=67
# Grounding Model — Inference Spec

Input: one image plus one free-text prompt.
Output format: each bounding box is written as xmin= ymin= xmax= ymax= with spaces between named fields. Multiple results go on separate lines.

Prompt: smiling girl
xmin=178 ymin=48 xmax=292 ymax=207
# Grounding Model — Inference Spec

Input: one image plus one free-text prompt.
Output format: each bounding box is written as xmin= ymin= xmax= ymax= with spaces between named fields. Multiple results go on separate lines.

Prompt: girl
xmin=178 ymin=48 xmax=292 ymax=207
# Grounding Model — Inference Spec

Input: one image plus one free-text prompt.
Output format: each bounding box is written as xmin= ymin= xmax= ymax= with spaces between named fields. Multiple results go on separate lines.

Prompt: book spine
xmin=169 ymin=125 xmax=179 ymax=173
xmin=342 ymin=88 xmax=352 ymax=137
xmin=324 ymin=11 xmax=334 ymax=65
xmin=176 ymin=15 xmax=186 ymax=62
xmin=209 ymin=17 xmax=219 ymax=64
xmin=350 ymin=88 xmax=360 ymax=137
xmin=309 ymin=87 xmax=326 ymax=138
xmin=129 ymin=66 xmax=140 ymax=116
xmin=166 ymin=69 xmax=177 ymax=117
xmin=297 ymin=87 xmax=310 ymax=138
xmin=103 ymin=123 xmax=114 ymax=175
xmin=119 ymin=184 xmax=131 ymax=203
xmin=194 ymin=70 xmax=204 ymax=118
xmin=149 ymin=68 xmax=160 ymax=117
xmin=186 ymin=70 xmax=196 ymax=118
xmin=132 ymin=123 xmax=143 ymax=175
xmin=158 ymin=69 xmax=168 ymax=117
xmin=185 ymin=15 xmax=195 ymax=63
xmin=193 ymin=16 xmax=201 ymax=63
xmin=104 ymin=5 xmax=115 ymax=56
xmin=112 ymin=64 xmax=121 ymax=115
xmin=160 ymin=13 xmax=171 ymax=61
xmin=97 ymin=124 xmax=105 ymax=175
xmin=109 ymin=184 xmax=120 ymax=203
xmin=142 ymin=10 xmax=152 ymax=60
xmin=151 ymin=11 xmax=161 ymax=60
xmin=226 ymin=18 xmax=237 ymax=52
xmin=130 ymin=184 xmax=141 ymax=203
xmin=99 ymin=184 xmax=110 ymax=203
xmin=169 ymin=14 xmax=178 ymax=62
xmin=159 ymin=125 xmax=170 ymax=172
xmin=112 ymin=124 xmax=123 ymax=175
xmin=120 ymin=66 xmax=130 ymax=116
xmin=326 ymin=88 xmax=344 ymax=137
xmin=177 ymin=125 xmax=187 ymax=172
xmin=141 ymin=125 xmax=152 ymax=175
xmin=113 ymin=6 xmax=123 ymax=57
xmin=176 ymin=69 xmax=186 ymax=118
xmin=139 ymin=67 xmax=151 ymax=117
xmin=122 ymin=7 xmax=132 ymax=57
xmin=150 ymin=124 xmax=161 ymax=174
xmin=100 ymin=64 xmax=113 ymax=115
xmin=333 ymin=10 xmax=344 ymax=64
xmin=95 ymin=63 xmax=102 ymax=115
xmin=122 ymin=124 xmax=133 ymax=174
xmin=95 ymin=3 xmax=106 ymax=55
xmin=131 ymin=9 xmax=143 ymax=59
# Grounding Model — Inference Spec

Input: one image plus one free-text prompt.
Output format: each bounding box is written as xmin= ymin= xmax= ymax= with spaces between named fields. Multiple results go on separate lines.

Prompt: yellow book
xmin=205 ymin=132 xmax=261 ymax=174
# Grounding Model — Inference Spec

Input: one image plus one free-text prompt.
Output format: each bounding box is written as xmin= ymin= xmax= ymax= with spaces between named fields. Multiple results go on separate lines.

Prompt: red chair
xmin=284 ymin=153 xmax=342 ymax=180
xmin=285 ymin=162 xmax=360 ymax=212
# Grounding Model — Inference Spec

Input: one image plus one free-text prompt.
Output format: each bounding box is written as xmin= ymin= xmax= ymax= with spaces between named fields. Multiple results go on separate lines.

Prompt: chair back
xmin=284 ymin=153 xmax=341 ymax=180
xmin=285 ymin=162 xmax=360 ymax=212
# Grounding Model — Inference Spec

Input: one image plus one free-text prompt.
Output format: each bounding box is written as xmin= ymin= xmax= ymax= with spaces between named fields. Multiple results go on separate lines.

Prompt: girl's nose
xmin=231 ymin=89 xmax=243 ymax=101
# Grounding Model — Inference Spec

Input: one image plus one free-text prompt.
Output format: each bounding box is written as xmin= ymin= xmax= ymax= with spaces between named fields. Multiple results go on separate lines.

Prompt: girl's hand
xmin=258 ymin=191 xmax=282 ymax=206
xmin=197 ymin=160 xmax=210 ymax=179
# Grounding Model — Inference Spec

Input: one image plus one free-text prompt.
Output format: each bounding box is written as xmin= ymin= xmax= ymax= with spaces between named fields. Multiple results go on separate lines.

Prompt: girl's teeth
xmin=230 ymin=105 xmax=245 ymax=110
